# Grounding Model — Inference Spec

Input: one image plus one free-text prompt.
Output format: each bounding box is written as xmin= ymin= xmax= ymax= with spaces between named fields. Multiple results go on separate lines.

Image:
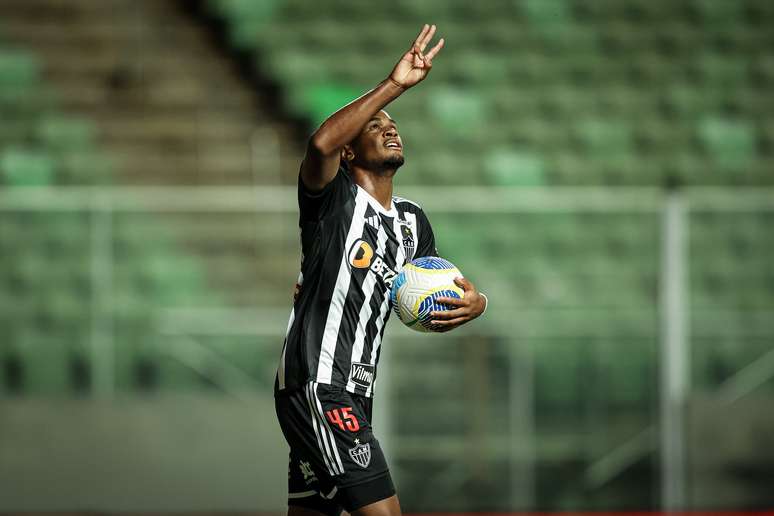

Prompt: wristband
xmin=479 ymin=293 xmax=488 ymax=317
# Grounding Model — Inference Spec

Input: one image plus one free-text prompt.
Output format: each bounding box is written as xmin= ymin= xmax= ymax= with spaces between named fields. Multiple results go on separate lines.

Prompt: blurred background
xmin=1 ymin=0 xmax=773 ymax=513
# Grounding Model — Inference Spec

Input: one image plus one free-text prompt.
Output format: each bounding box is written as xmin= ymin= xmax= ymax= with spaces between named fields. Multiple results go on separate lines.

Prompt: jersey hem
xmin=275 ymin=380 xmax=375 ymax=398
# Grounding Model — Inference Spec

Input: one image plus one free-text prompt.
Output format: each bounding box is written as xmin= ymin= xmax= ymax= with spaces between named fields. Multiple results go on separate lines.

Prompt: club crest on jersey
xmin=398 ymin=220 xmax=415 ymax=259
xmin=348 ymin=239 xmax=398 ymax=287
xmin=349 ymin=438 xmax=371 ymax=469
xmin=349 ymin=362 xmax=374 ymax=389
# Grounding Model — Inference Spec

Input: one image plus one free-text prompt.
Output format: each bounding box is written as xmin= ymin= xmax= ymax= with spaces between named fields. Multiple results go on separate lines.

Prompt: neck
xmin=350 ymin=166 xmax=395 ymax=210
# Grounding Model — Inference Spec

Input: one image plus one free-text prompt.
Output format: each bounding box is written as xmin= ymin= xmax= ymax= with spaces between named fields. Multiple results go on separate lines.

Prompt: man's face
xmin=346 ymin=111 xmax=404 ymax=172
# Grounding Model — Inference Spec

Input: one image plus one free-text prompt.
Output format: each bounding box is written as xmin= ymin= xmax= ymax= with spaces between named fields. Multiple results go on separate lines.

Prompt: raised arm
xmin=300 ymin=24 xmax=444 ymax=192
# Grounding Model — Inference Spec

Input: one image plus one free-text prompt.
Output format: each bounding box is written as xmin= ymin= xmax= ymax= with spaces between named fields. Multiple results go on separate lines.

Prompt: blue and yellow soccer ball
xmin=390 ymin=256 xmax=464 ymax=332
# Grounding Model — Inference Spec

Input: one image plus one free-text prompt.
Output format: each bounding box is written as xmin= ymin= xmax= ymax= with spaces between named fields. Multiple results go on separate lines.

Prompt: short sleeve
xmin=414 ymin=209 xmax=438 ymax=258
xmin=298 ymin=166 xmax=355 ymax=221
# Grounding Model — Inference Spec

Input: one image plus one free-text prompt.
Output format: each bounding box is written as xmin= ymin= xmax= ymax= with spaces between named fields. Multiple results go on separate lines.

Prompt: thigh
xmin=350 ymin=494 xmax=401 ymax=516
xmin=312 ymin=382 xmax=390 ymax=486
xmin=287 ymin=452 xmax=344 ymax=516
xmin=312 ymin=384 xmax=396 ymax=510
xmin=338 ymin=475 xmax=398 ymax=514
xmin=277 ymin=392 xmax=343 ymax=515
xmin=276 ymin=383 xmax=395 ymax=511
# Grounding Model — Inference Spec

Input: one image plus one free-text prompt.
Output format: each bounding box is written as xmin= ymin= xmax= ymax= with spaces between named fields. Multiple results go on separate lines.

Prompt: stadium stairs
xmin=0 ymin=0 xmax=305 ymax=395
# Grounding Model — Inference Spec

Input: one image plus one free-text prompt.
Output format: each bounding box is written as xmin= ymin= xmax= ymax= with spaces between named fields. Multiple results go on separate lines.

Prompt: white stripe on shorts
xmin=304 ymin=383 xmax=338 ymax=476
xmin=305 ymin=382 xmax=344 ymax=475
xmin=288 ymin=489 xmax=317 ymax=499
xmin=310 ymin=382 xmax=345 ymax=474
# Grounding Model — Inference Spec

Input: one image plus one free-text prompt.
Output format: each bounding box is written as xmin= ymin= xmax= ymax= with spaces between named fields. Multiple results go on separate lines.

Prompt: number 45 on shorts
xmin=325 ymin=407 xmax=360 ymax=432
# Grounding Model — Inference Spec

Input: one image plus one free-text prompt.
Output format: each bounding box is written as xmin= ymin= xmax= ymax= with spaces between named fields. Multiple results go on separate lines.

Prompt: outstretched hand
xmin=429 ymin=277 xmax=487 ymax=333
xmin=389 ymin=24 xmax=444 ymax=89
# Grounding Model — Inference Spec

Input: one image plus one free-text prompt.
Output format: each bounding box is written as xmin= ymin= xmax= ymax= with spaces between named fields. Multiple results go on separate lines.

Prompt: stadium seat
xmin=698 ymin=116 xmax=757 ymax=170
xmin=13 ymin=330 xmax=72 ymax=395
xmin=0 ymin=148 xmax=56 ymax=186
xmin=483 ymin=148 xmax=546 ymax=186
xmin=0 ymin=49 xmax=40 ymax=101
xmin=37 ymin=115 xmax=96 ymax=152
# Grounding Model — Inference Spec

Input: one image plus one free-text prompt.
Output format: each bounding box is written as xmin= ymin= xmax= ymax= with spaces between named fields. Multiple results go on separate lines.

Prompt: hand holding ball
xmin=390 ymin=257 xmax=465 ymax=332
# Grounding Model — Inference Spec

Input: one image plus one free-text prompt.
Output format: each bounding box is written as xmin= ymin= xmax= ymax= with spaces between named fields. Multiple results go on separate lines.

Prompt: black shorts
xmin=275 ymin=381 xmax=395 ymax=515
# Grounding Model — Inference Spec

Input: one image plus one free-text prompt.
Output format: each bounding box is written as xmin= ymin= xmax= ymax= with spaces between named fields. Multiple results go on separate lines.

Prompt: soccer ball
xmin=390 ymin=256 xmax=464 ymax=333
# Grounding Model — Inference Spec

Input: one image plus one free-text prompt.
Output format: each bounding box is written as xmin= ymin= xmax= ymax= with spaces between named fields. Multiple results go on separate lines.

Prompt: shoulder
xmin=392 ymin=195 xmax=424 ymax=213
xmin=393 ymin=195 xmax=433 ymax=230
xmin=299 ymin=165 xmax=355 ymax=198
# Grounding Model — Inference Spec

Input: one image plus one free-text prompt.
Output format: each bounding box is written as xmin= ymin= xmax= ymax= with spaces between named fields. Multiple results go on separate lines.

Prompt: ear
xmin=341 ymin=145 xmax=355 ymax=163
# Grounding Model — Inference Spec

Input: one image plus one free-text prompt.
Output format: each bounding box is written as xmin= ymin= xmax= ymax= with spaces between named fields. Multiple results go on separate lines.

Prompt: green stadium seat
xmin=58 ymin=151 xmax=113 ymax=185
xmin=0 ymin=119 xmax=33 ymax=146
xmin=696 ymin=53 xmax=749 ymax=87
xmin=522 ymin=0 xmax=573 ymax=28
xmin=600 ymin=338 xmax=656 ymax=406
xmin=213 ymin=0 xmax=280 ymax=21
xmin=483 ymin=148 xmax=546 ymax=186
xmin=698 ymin=116 xmax=757 ymax=170
xmin=447 ymin=53 xmax=510 ymax=87
xmin=692 ymin=0 xmax=743 ymax=26
xmin=533 ymin=338 xmax=584 ymax=407
xmin=214 ymin=0 xmax=281 ymax=49
xmin=298 ymin=83 xmax=363 ymax=126
xmin=575 ymin=118 xmax=633 ymax=158
xmin=0 ymin=49 xmax=40 ymax=102
xmin=428 ymin=87 xmax=488 ymax=142
xmin=0 ymin=148 xmax=55 ymax=186
xmin=37 ymin=115 xmax=96 ymax=151
xmin=14 ymin=330 xmax=72 ymax=395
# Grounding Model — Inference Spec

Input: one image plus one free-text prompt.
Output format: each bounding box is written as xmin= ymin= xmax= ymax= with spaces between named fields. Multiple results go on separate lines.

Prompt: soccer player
xmin=274 ymin=24 xmax=487 ymax=516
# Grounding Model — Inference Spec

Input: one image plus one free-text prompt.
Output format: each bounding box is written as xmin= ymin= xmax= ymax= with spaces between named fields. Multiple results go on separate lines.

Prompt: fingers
xmin=454 ymin=277 xmax=474 ymax=291
xmin=425 ymin=37 xmax=444 ymax=61
xmin=434 ymin=296 xmax=465 ymax=307
xmin=419 ymin=24 xmax=436 ymax=51
xmin=412 ymin=45 xmax=424 ymax=68
xmin=412 ymin=24 xmax=429 ymax=49
xmin=430 ymin=307 xmax=467 ymax=320
xmin=429 ymin=317 xmax=467 ymax=330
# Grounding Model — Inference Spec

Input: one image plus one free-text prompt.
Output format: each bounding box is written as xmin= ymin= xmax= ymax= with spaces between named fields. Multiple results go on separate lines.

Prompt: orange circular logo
xmin=349 ymin=240 xmax=374 ymax=269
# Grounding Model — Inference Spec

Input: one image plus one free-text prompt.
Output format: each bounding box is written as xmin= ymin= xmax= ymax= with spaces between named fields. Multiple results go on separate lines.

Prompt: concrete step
xmin=50 ymin=77 xmax=256 ymax=111
xmin=97 ymin=116 xmax=260 ymax=145
xmin=36 ymin=50 xmax=241 ymax=78
xmin=106 ymin=151 xmax=258 ymax=184
xmin=0 ymin=20 xmax=206 ymax=46
xmin=50 ymin=75 xmax=256 ymax=106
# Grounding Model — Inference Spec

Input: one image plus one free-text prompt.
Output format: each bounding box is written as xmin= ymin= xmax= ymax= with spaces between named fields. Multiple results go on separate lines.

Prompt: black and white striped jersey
xmin=275 ymin=166 xmax=437 ymax=397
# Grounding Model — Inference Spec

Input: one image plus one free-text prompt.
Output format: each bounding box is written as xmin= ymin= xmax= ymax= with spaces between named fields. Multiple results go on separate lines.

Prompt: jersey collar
xmin=356 ymin=185 xmax=398 ymax=217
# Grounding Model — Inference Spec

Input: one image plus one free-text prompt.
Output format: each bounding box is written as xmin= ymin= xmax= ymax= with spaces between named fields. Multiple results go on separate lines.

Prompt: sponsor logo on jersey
xmin=349 ymin=438 xmax=371 ymax=468
xmin=349 ymin=362 xmax=375 ymax=388
xmin=349 ymin=240 xmax=374 ymax=269
xmin=348 ymin=239 xmax=398 ymax=287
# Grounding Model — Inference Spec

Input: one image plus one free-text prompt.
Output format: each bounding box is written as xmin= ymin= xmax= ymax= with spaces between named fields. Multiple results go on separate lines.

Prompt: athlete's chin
xmin=382 ymin=155 xmax=405 ymax=171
